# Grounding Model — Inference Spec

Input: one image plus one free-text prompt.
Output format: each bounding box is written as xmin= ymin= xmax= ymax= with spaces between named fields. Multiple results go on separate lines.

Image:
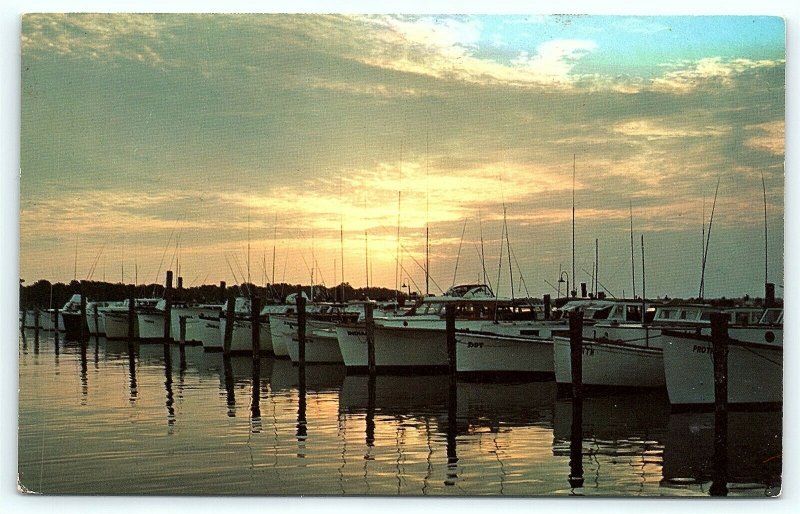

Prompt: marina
xmin=17 ymin=13 xmax=785 ymax=499
xmin=18 ymin=329 xmax=781 ymax=496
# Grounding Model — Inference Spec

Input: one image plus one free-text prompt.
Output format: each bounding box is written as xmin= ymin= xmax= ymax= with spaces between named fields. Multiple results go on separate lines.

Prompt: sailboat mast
xmin=340 ymin=220 xmax=345 ymax=303
xmin=504 ymin=206 xmax=514 ymax=301
xmin=699 ymin=178 xmax=720 ymax=299
xmin=572 ymin=154 xmax=576 ymax=297
xmin=762 ymin=171 xmax=768 ymax=285
xmin=630 ymin=201 xmax=636 ymax=299
xmin=479 ymin=209 xmax=488 ymax=287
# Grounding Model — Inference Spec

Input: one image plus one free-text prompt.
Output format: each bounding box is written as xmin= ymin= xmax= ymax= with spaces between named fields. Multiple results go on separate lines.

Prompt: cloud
xmin=613 ymin=119 xmax=730 ymax=140
xmin=744 ymin=120 xmax=784 ymax=156
xmin=651 ymin=57 xmax=784 ymax=93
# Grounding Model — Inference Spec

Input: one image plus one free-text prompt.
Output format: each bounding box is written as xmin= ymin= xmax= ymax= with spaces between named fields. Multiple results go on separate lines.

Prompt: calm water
xmin=18 ymin=329 xmax=781 ymax=496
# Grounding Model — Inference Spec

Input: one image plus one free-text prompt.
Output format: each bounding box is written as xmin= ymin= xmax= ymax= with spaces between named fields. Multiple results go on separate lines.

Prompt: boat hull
xmin=662 ymin=330 xmax=782 ymax=406
xmin=103 ymin=311 xmax=138 ymax=340
xmin=456 ymin=332 xmax=554 ymax=377
xmin=223 ymin=318 xmax=272 ymax=354
xmin=553 ymin=336 xmax=665 ymax=389
xmin=60 ymin=311 xmax=88 ymax=341
xmin=137 ymin=312 xmax=168 ymax=341
xmin=198 ymin=315 xmax=222 ymax=350
xmin=286 ymin=330 xmax=343 ymax=364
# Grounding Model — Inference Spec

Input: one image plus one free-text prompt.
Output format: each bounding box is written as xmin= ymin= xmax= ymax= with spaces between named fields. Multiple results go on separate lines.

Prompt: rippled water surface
xmin=18 ymin=331 xmax=781 ymax=496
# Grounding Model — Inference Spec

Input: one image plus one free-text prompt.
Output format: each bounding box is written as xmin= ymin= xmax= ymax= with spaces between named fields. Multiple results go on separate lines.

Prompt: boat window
xmin=625 ymin=305 xmax=641 ymax=322
xmin=591 ymin=306 xmax=613 ymax=320
xmin=700 ymin=311 xmax=713 ymax=321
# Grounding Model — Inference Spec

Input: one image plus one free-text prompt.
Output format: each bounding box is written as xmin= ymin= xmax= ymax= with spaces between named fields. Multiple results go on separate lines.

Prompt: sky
xmin=19 ymin=14 xmax=785 ymax=299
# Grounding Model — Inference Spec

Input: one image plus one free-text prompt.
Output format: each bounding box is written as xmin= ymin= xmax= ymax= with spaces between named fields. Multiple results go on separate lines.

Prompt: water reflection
xmin=17 ymin=332 xmax=782 ymax=497
xmin=661 ymin=409 xmax=781 ymax=495
xmin=127 ymin=342 xmax=137 ymax=403
xmin=250 ymin=358 xmax=262 ymax=434
xmin=163 ymin=343 xmax=175 ymax=429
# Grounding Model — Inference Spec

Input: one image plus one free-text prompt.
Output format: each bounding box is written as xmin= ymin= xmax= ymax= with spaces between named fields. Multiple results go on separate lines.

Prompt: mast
xmin=762 ymin=171 xmax=768 ymax=285
xmin=504 ymin=205 xmax=514 ymax=301
xmin=571 ymin=154 xmax=576 ymax=297
xmin=629 ymin=201 xmax=636 ymax=299
xmin=426 ymin=127 xmax=430 ymax=296
xmin=699 ymin=178 xmax=720 ymax=299
xmin=340 ymin=221 xmax=345 ymax=303
xmin=641 ymin=235 xmax=646 ymax=315
xmin=595 ymin=238 xmax=599 ymax=297
xmin=452 ymin=218 xmax=468 ymax=288
xmin=479 ymin=209 xmax=488 ymax=287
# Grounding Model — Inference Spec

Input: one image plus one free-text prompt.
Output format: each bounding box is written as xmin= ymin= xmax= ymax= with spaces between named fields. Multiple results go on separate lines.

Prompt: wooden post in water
xmin=297 ymin=295 xmax=307 ymax=367
xmin=711 ymin=312 xmax=729 ymax=414
xmin=251 ymin=296 xmax=261 ymax=359
xmin=163 ymin=271 xmax=173 ymax=342
xmin=365 ymin=302 xmax=375 ymax=375
xmin=219 ymin=281 xmax=227 ymax=303
xmin=710 ymin=311 xmax=730 ymax=496
xmin=543 ymin=294 xmax=551 ymax=320
xmin=79 ymin=287 xmax=88 ymax=342
xmin=569 ymin=310 xmax=584 ymax=399
xmin=178 ymin=315 xmax=187 ymax=348
xmin=93 ymin=304 xmax=100 ymax=338
xmin=446 ymin=304 xmax=457 ymax=377
xmin=223 ymin=292 xmax=236 ymax=356
xmin=52 ymin=308 xmax=59 ymax=343
xmin=176 ymin=276 xmax=183 ymax=301
xmin=127 ymin=286 xmax=136 ymax=341
xmin=33 ymin=307 xmax=40 ymax=335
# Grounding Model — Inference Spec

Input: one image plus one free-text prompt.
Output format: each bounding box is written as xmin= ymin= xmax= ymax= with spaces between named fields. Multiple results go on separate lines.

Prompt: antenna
xmin=641 ymin=234 xmax=646 ymax=303
xmin=595 ymin=238 xmax=599 ymax=297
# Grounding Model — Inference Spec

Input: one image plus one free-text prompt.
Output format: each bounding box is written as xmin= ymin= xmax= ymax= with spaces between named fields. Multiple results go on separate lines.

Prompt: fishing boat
xmin=270 ymin=295 xmax=358 ymax=359
xmin=455 ymin=331 xmax=556 ymax=378
xmin=137 ymin=298 xmax=171 ymax=341
xmin=100 ymin=298 xmax=159 ymax=340
xmin=286 ymin=327 xmax=344 ymax=364
xmin=661 ymin=308 xmax=782 ymax=407
xmin=59 ymin=294 xmax=88 ymax=341
xmin=201 ymin=296 xmax=250 ymax=352
xmin=335 ymin=285 xmax=551 ymax=372
xmin=553 ymin=301 xmax=771 ymax=390
xmin=218 ymin=296 xmax=272 ymax=354
xmin=171 ymin=303 xmax=223 ymax=344
xmin=86 ymin=301 xmax=116 ymax=336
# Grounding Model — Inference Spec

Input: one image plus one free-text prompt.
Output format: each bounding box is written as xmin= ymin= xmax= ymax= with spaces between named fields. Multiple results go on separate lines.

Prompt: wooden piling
xmin=543 ymin=294 xmax=551 ymax=320
xmin=711 ymin=312 xmax=729 ymax=414
xmin=163 ymin=271 xmax=173 ymax=341
xmin=219 ymin=280 xmax=227 ymax=303
xmin=445 ymin=304 xmax=457 ymax=377
xmin=79 ymin=290 xmax=88 ymax=342
xmin=710 ymin=310 xmax=730 ymax=496
xmin=568 ymin=395 xmax=585 ymax=489
xmin=569 ymin=310 xmax=584 ymax=399
xmin=251 ymin=296 xmax=261 ymax=359
xmin=178 ymin=315 xmax=187 ymax=347
xmin=93 ymin=304 xmax=100 ymax=337
xmin=297 ymin=295 xmax=307 ymax=367
xmin=365 ymin=302 xmax=375 ymax=375
xmin=127 ymin=286 xmax=136 ymax=341
xmin=580 ymin=282 xmax=587 ymax=298
xmin=33 ymin=308 xmax=40 ymax=334
xmin=223 ymin=292 xmax=236 ymax=356
xmin=52 ymin=308 xmax=59 ymax=340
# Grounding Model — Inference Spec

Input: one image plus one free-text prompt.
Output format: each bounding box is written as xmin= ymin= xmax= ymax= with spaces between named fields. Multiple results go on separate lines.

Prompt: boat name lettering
xmin=692 ymin=344 xmax=712 ymax=354
xmin=347 ymin=330 xmax=366 ymax=336
xmin=466 ymin=341 xmax=484 ymax=348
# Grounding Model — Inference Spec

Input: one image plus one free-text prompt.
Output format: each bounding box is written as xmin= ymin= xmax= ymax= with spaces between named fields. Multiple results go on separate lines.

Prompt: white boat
xmin=286 ymin=327 xmax=344 ymax=364
xmin=662 ymin=308 xmax=782 ymax=406
xmin=336 ymin=284 xmax=556 ymax=371
xmin=137 ymin=298 xmax=171 ymax=341
xmin=455 ymin=331 xmax=554 ymax=377
xmin=99 ymin=298 xmax=158 ymax=340
xmin=86 ymin=301 xmax=116 ymax=335
xmin=23 ymin=309 xmax=57 ymax=331
xmin=553 ymin=301 xmax=777 ymax=390
xmin=171 ymin=303 xmax=222 ymax=344
xmin=270 ymin=297 xmax=359 ymax=358
xmin=224 ymin=297 xmax=273 ymax=354
xmin=197 ymin=312 xmax=222 ymax=351
xmin=209 ymin=296 xmax=251 ymax=351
